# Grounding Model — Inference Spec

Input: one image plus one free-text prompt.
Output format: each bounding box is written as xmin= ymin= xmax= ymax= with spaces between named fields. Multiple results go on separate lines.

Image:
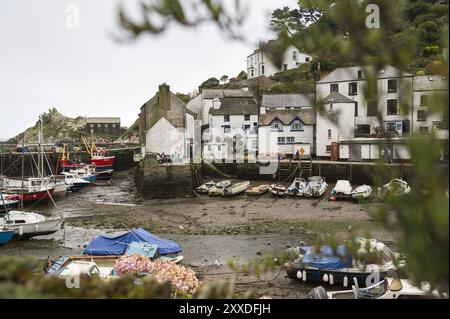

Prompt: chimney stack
xmin=158 ymin=83 xmax=170 ymax=110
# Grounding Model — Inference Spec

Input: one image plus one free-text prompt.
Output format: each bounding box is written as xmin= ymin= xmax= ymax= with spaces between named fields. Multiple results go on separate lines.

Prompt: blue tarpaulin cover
xmin=83 ymin=228 xmax=182 ymax=256
xmin=301 ymin=245 xmax=353 ymax=269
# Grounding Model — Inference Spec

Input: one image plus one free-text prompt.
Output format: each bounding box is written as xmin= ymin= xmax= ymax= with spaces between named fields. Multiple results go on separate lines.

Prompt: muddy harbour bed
xmin=1 ymin=170 xmax=398 ymax=298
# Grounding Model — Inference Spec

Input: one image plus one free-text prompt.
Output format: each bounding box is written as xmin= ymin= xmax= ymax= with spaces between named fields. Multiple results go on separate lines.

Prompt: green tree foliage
xmin=200 ymin=77 xmax=220 ymax=89
xmin=236 ymin=70 xmax=247 ymax=80
xmin=175 ymin=92 xmax=191 ymax=103
xmin=220 ymin=75 xmax=229 ymax=84
xmin=270 ymin=5 xmax=323 ymax=35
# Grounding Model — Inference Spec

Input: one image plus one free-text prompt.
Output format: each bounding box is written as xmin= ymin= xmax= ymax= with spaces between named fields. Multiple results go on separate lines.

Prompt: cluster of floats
xmin=284 ymin=237 xmax=444 ymax=299
xmin=196 ymin=176 xmax=412 ymax=201
xmin=0 ymin=119 xmax=115 ymax=245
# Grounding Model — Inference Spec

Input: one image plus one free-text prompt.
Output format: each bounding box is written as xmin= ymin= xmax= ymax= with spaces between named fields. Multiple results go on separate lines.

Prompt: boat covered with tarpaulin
xmin=83 ymin=228 xmax=182 ymax=256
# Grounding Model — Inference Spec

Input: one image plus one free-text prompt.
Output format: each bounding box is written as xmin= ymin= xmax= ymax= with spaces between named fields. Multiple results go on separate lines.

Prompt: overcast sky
xmin=0 ymin=0 xmax=298 ymax=140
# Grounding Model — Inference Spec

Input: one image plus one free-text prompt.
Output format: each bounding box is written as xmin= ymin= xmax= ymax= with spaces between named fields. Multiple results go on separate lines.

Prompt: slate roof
xmin=413 ymin=76 xmax=448 ymax=91
xmin=209 ymin=97 xmax=258 ymax=115
xmin=202 ymin=89 xmax=253 ymax=99
xmin=259 ymin=109 xmax=316 ymax=126
xmin=262 ymin=94 xmax=314 ymax=108
xmin=317 ymin=65 xmax=413 ymax=83
xmin=320 ymin=92 xmax=356 ymax=104
xmin=86 ymin=117 xmax=120 ymax=124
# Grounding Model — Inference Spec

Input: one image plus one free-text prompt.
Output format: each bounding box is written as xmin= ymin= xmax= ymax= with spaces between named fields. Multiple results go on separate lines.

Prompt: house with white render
xmin=258 ymin=94 xmax=316 ymax=158
xmin=247 ymin=43 xmax=312 ymax=79
xmin=315 ymin=65 xmax=415 ymax=161
xmin=205 ymin=96 xmax=258 ymax=161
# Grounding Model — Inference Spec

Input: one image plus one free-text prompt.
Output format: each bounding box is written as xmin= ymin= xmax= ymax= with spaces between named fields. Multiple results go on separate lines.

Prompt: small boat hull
xmin=284 ymin=262 xmax=386 ymax=288
xmin=223 ymin=181 xmax=250 ymax=197
xmin=270 ymin=184 xmax=287 ymax=197
xmin=4 ymin=218 xmax=64 ymax=239
xmin=0 ymin=230 xmax=15 ymax=245
xmin=246 ymin=185 xmax=270 ymax=196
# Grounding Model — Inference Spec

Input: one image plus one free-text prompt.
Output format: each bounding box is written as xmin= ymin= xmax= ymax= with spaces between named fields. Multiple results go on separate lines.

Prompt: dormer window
xmin=291 ymin=120 xmax=304 ymax=132
xmin=271 ymin=120 xmax=283 ymax=132
xmin=357 ymin=70 xmax=362 ymax=79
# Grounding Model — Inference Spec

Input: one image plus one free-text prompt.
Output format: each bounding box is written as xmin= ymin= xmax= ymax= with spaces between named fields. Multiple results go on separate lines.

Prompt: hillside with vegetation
xmin=7 ymin=108 xmax=126 ymax=144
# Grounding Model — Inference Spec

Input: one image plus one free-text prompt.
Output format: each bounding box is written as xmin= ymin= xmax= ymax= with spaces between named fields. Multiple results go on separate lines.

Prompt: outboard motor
xmin=308 ymin=286 xmax=328 ymax=299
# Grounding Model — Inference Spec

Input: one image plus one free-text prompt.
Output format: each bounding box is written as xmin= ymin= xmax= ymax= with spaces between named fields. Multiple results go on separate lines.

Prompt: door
xmin=349 ymin=144 xmax=362 ymax=162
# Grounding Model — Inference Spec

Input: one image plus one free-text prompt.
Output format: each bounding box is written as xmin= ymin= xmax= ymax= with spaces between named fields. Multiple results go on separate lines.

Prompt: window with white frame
xmin=326 ymin=145 xmax=331 ymax=153
xmin=271 ymin=120 xmax=283 ymax=132
xmin=286 ymin=137 xmax=295 ymax=144
xmin=291 ymin=120 xmax=304 ymax=131
xmin=293 ymin=51 xmax=298 ymax=61
xmin=244 ymin=114 xmax=250 ymax=121
xmin=277 ymin=137 xmax=285 ymax=144
xmin=328 ymin=129 xmax=332 ymax=139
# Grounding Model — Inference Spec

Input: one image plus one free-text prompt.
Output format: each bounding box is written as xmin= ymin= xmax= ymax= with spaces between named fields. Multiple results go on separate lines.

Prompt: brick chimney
xmin=158 ymin=83 xmax=170 ymax=110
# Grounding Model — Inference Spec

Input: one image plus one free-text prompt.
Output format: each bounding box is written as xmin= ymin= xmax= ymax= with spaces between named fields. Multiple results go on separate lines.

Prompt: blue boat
xmin=0 ymin=229 xmax=15 ymax=245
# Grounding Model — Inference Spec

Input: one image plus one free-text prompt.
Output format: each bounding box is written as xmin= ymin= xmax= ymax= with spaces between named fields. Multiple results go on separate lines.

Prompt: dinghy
xmin=309 ymin=275 xmax=441 ymax=299
xmin=270 ymin=184 xmax=287 ymax=197
xmin=304 ymin=176 xmax=328 ymax=197
xmin=208 ymin=180 xmax=231 ymax=196
xmin=0 ymin=210 xmax=64 ymax=239
xmin=0 ymin=228 xmax=15 ymax=245
xmin=196 ymin=181 xmax=216 ymax=194
xmin=223 ymin=181 xmax=250 ymax=197
xmin=62 ymin=172 xmax=90 ymax=191
xmin=330 ymin=180 xmax=353 ymax=200
xmin=284 ymin=238 xmax=403 ymax=288
xmin=246 ymin=184 xmax=270 ymax=196
xmin=287 ymin=178 xmax=308 ymax=197
xmin=378 ymin=179 xmax=411 ymax=200
xmin=351 ymin=185 xmax=373 ymax=200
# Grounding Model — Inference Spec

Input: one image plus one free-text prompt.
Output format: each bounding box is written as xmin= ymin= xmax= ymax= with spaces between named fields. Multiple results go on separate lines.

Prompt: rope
xmin=202 ymin=161 xmax=233 ymax=179
xmin=0 ymin=155 xmax=21 ymax=175
xmin=278 ymin=162 xmax=300 ymax=184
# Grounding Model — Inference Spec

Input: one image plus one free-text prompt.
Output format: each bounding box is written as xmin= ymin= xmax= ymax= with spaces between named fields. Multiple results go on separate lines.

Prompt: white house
xmin=139 ymin=84 xmax=199 ymax=163
xmin=247 ymin=44 xmax=312 ymax=79
xmin=315 ymin=66 xmax=415 ymax=161
xmin=186 ymin=89 xmax=253 ymax=126
xmin=258 ymin=94 xmax=316 ymax=157
xmin=205 ymin=97 xmax=258 ymax=160
xmin=412 ymin=75 xmax=448 ymax=138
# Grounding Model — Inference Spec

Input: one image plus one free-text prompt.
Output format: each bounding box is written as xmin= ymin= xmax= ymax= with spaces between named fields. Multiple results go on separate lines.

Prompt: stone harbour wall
xmin=135 ymin=154 xmax=201 ymax=199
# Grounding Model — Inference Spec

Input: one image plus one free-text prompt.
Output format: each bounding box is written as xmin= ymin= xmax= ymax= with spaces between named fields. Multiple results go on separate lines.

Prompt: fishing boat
xmin=223 ymin=181 xmax=250 ymax=197
xmin=246 ymin=184 xmax=270 ymax=196
xmin=0 ymin=194 xmax=18 ymax=214
xmin=351 ymin=185 xmax=373 ymax=200
xmin=208 ymin=180 xmax=231 ymax=196
xmin=69 ymin=168 xmax=97 ymax=183
xmin=304 ymin=176 xmax=328 ymax=198
xmin=378 ymin=179 xmax=411 ymax=200
xmin=270 ymin=184 xmax=287 ymax=197
xmin=0 ymin=210 xmax=64 ymax=239
xmin=287 ymin=178 xmax=308 ymax=197
xmin=330 ymin=180 xmax=353 ymax=200
xmin=284 ymin=238 xmax=403 ymax=288
xmin=0 ymin=228 xmax=15 ymax=245
xmin=2 ymin=186 xmax=55 ymax=205
xmin=196 ymin=181 xmax=216 ymax=194
xmin=62 ymin=172 xmax=91 ymax=191
xmin=309 ymin=274 xmax=441 ymax=299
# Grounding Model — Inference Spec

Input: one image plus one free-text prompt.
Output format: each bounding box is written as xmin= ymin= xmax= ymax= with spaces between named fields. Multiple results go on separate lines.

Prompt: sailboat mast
xmin=20 ymin=137 xmax=24 ymax=210
xmin=38 ymin=116 xmax=44 ymax=178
